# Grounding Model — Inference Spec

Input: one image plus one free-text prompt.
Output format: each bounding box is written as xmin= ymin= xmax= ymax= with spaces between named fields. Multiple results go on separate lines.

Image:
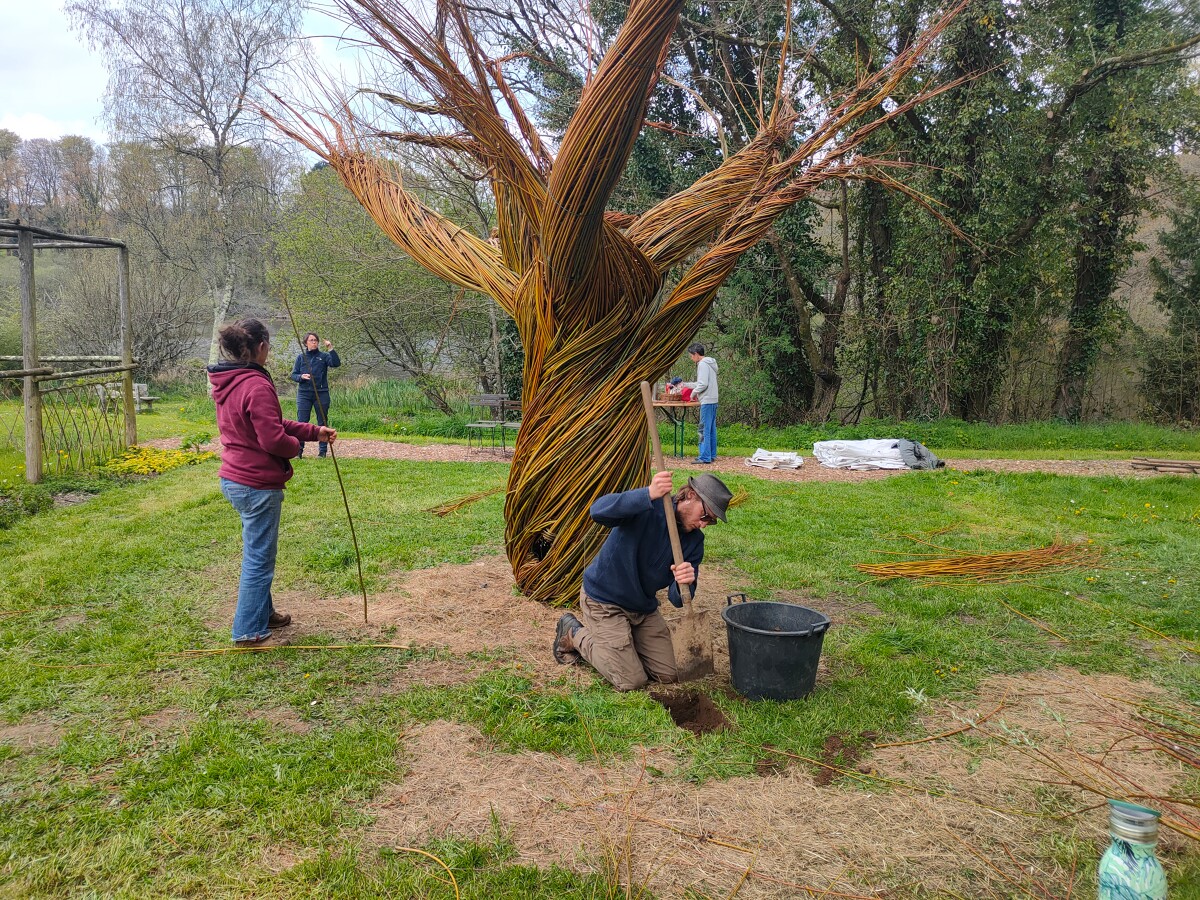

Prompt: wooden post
xmin=118 ymin=246 xmax=136 ymax=447
xmin=19 ymin=228 xmax=42 ymax=483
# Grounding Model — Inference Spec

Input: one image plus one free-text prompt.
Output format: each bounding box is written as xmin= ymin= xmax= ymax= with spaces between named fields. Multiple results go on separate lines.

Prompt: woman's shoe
xmin=268 ymin=611 xmax=292 ymax=627
xmin=234 ymin=634 xmax=271 ymax=647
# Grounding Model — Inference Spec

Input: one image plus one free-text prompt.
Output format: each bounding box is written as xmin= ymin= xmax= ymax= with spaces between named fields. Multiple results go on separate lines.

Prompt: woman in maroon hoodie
xmin=208 ymin=319 xmax=336 ymax=645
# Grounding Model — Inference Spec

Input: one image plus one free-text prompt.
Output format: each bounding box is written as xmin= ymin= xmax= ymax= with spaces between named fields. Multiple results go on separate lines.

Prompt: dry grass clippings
xmin=354 ymin=669 xmax=1191 ymax=899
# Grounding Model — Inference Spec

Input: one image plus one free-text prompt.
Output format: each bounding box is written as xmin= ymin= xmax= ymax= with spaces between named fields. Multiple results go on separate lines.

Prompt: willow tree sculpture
xmin=276 ymin=0 xmax=963 ymax=605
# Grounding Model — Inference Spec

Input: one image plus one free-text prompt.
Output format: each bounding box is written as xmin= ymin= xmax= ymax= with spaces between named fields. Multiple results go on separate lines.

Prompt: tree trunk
xmin=1052 ymin=153 xmax=1131 ymax=420
xmin=503 ymin=291 xmax=666 ymax=606
xmin=207 ymin=267 xmax=235 ymax=366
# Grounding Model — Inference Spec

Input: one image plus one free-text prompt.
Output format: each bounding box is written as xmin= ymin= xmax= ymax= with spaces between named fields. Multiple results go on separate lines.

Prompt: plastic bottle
xmin=1098 ymin=799 xmax=1167 ymax=899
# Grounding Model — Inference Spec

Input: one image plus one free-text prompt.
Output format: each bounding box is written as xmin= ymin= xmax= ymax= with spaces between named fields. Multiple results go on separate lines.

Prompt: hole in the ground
xmin=650 ymin=689 xmax=730 ymax=735
xmin=813 ymin=732 xmax=867 ymax=786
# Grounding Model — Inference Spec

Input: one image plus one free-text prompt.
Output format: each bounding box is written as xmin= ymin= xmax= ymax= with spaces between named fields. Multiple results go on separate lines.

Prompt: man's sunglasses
xmin=696 ymin=495 xmax=718 ymax=525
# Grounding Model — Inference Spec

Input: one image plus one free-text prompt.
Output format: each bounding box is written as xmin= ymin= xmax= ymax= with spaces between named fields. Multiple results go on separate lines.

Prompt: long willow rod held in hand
xmin=639 ymin=380 xmax=691 ymax=603
xmin=279 ymin=289 xmax=370 ymax=624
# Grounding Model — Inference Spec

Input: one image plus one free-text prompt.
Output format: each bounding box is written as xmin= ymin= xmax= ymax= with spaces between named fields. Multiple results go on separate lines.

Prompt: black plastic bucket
xmin=722 ymin=594 xmax=831 ymax=701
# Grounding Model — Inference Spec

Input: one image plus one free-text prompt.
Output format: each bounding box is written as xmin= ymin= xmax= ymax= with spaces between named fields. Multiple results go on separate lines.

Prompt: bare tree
xmin=18 ymin=140 xmax=63 ymax=213
xmin=68 ymin=0 xmax=301 ymax=362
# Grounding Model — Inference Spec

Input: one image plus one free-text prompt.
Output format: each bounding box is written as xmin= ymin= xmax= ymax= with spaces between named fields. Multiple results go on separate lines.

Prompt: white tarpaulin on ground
xmin=744 ymin=448 xmax=804 ymax=469
xmin=812 ymin=439 xmax=944 ymax=470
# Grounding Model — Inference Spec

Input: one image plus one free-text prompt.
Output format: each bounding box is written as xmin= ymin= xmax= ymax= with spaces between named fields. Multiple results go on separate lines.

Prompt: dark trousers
xmin=296 ymin=391 xmax=330 ymax=456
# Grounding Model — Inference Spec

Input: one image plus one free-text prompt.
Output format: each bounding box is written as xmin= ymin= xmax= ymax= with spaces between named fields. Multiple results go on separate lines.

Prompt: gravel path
xmin=148 ymin=436 xmax=1166 ymax=481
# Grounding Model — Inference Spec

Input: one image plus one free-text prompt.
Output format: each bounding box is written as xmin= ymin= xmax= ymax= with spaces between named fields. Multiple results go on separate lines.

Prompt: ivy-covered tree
xmin=837 ymin=0 xmax=1200 ymax=421
xmin=1142 ymin=182 xmax=1200 ymax=423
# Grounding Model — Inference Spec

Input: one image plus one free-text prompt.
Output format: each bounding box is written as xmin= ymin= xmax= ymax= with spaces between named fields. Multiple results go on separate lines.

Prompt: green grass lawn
xmin=1 ymin=452 xmax=1198 ymax=896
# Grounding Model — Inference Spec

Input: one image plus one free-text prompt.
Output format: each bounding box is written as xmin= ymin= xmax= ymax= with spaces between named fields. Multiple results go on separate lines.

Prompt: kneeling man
xmin=554 ymin=471 xmax=732 ymax=691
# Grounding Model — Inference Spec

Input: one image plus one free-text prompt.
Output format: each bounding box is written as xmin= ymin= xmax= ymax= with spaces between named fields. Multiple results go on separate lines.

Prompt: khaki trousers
xmin=574 ymin=589 xmax=678 ymax=691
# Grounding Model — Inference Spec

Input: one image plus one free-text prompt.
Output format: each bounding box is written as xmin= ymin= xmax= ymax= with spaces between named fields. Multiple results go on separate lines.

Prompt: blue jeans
xmin=698 ymin=403 xmax=718 ymax=462
xmin=296 ymin=390 xmax=329 ymax=456
xmin=220 ymin=478 xmax=284 ymax=642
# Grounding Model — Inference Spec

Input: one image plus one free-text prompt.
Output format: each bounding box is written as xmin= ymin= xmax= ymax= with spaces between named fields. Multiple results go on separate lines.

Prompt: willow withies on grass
xmin=268 ymin=0 xmax=970 ymax=605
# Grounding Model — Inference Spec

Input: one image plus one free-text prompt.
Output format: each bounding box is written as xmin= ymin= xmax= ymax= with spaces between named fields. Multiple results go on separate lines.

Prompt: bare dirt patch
xmin=945 ymin=457 xmax=1157 ymax=477
xmin=811 ymin=732 xmax=869 ymax=786
xmin=753 ymin=746 xmax=792 ymax=777
xmin=136 ymin=707 xmax=193 ymax=732
xmin=256 ymin=841 xmax=307 ymax=875
xmin=649 ymin=690 xmax=729 ymax=735
xmin=370 ymin=657 xmax=484 ymax=694
xmin=210 ymin=557 xmax=750 ymax=688
xmin=252 ymin=705 xmax=312 ymax=736
xmin=52 ymin=613 xmax=86 ymax=631
xmin=360 ymin=669 xmax=1188 ymax=899
xmin=53 ymin=491 xmax=97 ymax=508
xmin=872 ymin=669 xmax=1185 ymax=815
xmin=0 ymin=719 xmax=63 ymax=752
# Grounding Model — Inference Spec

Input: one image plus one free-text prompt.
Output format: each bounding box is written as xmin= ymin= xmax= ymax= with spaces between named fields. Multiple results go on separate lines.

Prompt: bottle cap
xmin=1108 ymin=799 xmax=1160 ymax=843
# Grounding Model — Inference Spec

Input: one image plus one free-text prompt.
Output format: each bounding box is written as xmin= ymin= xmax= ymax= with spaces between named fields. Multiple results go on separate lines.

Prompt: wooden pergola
xmin=0 ymin=219 xmax=136 ymax=482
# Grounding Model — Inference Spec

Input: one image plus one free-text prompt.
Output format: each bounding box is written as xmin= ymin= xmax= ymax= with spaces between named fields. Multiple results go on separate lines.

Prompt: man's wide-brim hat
xmin=687 ymin=474 xmax=733 ymax=522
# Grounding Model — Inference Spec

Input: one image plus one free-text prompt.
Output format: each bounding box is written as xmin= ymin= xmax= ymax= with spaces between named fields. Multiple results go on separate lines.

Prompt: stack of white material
xmin=812 ymin=439 xmax=908 ymax=470
xmin=744 ymin=448 xmax=804 ymax=469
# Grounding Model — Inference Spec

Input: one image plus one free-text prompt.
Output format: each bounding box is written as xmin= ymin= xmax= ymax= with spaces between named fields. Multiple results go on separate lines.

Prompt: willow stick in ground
xmin=279 ymin=288 xmax=370 ymax=624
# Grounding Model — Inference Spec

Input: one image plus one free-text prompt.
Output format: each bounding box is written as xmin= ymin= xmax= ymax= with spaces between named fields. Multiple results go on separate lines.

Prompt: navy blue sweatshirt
xmin=290 ymin=348 xmax=340 ymax=393
xmin=581 ymin=487 xmax=704 ymax=613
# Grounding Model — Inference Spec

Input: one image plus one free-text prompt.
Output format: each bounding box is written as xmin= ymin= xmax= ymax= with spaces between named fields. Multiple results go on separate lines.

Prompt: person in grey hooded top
xmin=688 ymin=343 xmax=719 ymax=463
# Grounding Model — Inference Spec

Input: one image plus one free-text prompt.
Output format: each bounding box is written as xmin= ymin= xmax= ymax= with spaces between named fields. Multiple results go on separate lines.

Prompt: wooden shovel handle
xmin=640 ymin=381 xmax=693 ymax=604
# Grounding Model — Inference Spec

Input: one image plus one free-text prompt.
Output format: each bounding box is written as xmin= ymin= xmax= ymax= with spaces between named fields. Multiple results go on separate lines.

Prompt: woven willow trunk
xmin=276 ymin=0 xmax=962 ymax=605
xmin=503 ymin=266 xmax=680 ymax=606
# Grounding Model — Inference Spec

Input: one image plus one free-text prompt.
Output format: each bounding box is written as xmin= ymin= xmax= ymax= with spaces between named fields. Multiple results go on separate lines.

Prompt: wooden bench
xmin=134 ymin=382 xmax=160 ymax=413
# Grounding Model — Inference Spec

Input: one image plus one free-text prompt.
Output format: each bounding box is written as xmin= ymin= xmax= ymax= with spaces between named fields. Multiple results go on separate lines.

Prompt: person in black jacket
xmin=290 ymin=332 xmax=340 ymax=458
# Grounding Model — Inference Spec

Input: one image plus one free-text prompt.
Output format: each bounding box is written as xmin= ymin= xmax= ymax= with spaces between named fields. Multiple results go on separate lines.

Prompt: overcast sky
xmin=0 ymin=1 xmax=112 ymax=142
xmin=0 ymin=0 xmax=356 ymax=145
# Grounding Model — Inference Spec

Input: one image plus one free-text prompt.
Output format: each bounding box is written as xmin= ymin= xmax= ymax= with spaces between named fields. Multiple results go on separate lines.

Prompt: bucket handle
xmin=725 ymin=593 xmax=832 ymax=637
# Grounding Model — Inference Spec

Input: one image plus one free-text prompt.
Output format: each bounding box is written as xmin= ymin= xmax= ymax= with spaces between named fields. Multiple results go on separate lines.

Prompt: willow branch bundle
xmin=427 ymin=485 xmax=504 ymax=517
xmin=268 ymin=0 xmax=968 ymax=604
xmin=856 ymin=541 xmax=1099 ymax=584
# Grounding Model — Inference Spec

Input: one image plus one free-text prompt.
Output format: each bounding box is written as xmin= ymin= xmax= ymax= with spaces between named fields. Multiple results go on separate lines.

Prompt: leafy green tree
xmin=844 ymin=0 xmax=1200 ymax=421
xmin=1143 ymin=181 xmax=1200 ymax=422
xmin=1049 ymin=0 xmax=1200 ymax=420
xmin=270 ymin=165 xmax=505 ymax=411
xmin=0 ymin=129 xmax=22 ymax=219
